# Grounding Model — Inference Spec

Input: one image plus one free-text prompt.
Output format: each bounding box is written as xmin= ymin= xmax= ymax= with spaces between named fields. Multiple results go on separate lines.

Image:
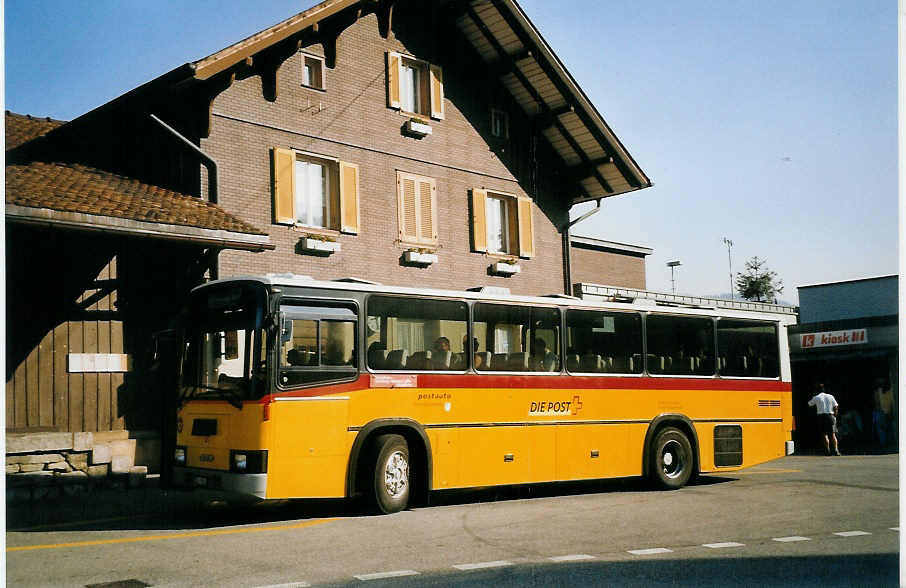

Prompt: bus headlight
xmin=230 ymin=450 xmax=267 ymax=474
xmin=174 ymin=446 xmax=186 ymax=465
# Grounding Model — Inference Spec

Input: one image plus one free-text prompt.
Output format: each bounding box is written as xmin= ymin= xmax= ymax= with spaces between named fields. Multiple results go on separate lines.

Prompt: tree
xmin=735 ymin=256 xmax=784 ymax=302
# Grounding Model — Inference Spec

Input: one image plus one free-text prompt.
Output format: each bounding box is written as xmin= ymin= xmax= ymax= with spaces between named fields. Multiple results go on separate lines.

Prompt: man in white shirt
xmin=808 ymin=383 xmax=841 ymax=456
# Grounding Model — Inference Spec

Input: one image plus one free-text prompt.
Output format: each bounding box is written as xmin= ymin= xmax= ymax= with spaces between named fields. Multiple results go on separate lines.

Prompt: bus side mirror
xmin=280 ymin=314 xmax=293 ymax=344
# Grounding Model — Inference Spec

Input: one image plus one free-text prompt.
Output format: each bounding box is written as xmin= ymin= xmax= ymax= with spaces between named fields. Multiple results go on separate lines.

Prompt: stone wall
xmin=6 ymin=430 xmax=156 ymax=502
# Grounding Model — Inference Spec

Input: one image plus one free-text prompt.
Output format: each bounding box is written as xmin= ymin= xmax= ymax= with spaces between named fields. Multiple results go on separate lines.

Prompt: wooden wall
xmin=6 ymin=258 xmax=123 ymax=432
xmin=6 ymin=224 xmax=207 ymax=434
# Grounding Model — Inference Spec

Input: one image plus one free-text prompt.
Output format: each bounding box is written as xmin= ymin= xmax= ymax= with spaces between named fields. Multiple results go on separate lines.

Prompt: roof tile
xmin=6 ymin=161 xmax=267 ymax=236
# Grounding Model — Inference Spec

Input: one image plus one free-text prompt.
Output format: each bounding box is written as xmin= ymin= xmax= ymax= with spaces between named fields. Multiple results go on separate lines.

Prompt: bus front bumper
xmin=173 ymin=466 xmax=267 ymax=499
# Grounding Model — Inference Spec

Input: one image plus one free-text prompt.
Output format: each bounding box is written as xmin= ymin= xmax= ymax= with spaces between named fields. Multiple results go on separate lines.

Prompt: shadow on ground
xmin=319 ymin=553 xmax=898 ymax=588
xmin=7 ymin=474 xmax=736 ymax=534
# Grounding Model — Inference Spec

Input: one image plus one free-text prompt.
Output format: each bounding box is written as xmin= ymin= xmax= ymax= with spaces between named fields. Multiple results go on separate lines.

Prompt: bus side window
xmin=366 ymin=296 xmax=468 ymax=371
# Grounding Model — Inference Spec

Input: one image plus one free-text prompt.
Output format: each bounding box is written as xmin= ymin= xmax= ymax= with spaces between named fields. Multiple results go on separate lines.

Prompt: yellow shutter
xmin=429 ymin=64 xmax=445 ymax=120
xmin=387 ymin=52 xmax=401 ymax=109
xmin=272 ymin=147 xmax=296 ymax=225
xmin=338 ymin=161 xmax=360 ymax=234
xmin=517 ymin=196 xmax=535 ymax=258
xmin=470 ymin=189 xmax=488 ymax=253
xmin=417 ymin=178 xmax=437 ymax=244
xmin=397 ymin=172 xmax=418 ymax=242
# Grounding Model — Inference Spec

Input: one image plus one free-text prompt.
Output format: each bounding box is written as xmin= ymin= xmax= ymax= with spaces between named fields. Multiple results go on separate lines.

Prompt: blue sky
xmin=5 ymin=1 xmax=897 ymax=303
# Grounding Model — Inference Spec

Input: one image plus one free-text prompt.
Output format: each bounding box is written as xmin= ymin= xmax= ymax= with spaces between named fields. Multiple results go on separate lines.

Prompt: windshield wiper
xmin=181 ymin=383 xmax=243 ymax=410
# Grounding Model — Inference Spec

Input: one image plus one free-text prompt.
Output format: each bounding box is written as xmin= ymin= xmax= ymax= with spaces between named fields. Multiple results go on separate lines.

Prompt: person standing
xmin=872 ymin=378 xmax=894 ymax=447
xmin=808 ymin=383 xmax=841 ymax=456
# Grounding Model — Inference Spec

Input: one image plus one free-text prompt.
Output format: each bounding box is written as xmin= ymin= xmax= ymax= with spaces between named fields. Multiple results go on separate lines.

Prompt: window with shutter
xmin=397 ymin=171 xmax=437 ymax=246
xmin=470 ymin=189 xmax=535 ymax=258
xmin=271 ymin=148 xmax=359 ymax=234
xmin=387 ymin=52 xmax=444 ymax=120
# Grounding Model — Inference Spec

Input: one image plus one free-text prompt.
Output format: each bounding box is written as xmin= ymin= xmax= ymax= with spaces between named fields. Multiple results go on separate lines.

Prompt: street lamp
xmin=722 ymin=237 xmax=734 ymax=299
xmin=666 ymin=260 xmax=681 ymax=294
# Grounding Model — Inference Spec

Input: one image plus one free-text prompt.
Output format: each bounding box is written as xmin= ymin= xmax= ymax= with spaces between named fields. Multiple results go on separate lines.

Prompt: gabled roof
xmin=5 ymin=112 xmax=274 ymax=251
xmin=186 ymin=0 xmax=651 ymax=204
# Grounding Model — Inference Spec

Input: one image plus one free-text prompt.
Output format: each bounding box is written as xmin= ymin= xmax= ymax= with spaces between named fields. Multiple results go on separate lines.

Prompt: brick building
xmin=5 ymin=0 xmax=651 ymax=479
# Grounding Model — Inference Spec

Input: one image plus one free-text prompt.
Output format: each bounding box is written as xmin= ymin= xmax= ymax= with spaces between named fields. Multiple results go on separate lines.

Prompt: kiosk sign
xmin=800 ymin=329 xmax=867 ymax=349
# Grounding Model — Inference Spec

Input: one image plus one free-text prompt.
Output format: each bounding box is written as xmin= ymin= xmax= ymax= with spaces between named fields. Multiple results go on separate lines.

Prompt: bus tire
xmin=371 ymin=434 xmax=410 ymax=514
xmin=650 ymin=427 xmax=693 ymax=489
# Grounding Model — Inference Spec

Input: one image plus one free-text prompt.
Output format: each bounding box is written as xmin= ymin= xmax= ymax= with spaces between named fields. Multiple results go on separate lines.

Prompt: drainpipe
xmin=150 ymin=114 xmax=218 ymax=204
xmin=150 ymin=114 xmax=220 ymax=280
xmin=561 ymin=199 xmax=602 ymax=295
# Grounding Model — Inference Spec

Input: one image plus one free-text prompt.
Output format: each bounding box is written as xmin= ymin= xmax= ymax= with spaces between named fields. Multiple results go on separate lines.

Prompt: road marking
xmin=354 ymin=570 xmax=419 ymax=581
xmin=890 ymin=527 xmax=899 ymax=531
xmin=453 ymin=560 xmax=513 ymax=571
xmin=549 ymin=554 xmax=596 ymax=562
xmin=773 ymin=536 xmax=811 ymax=542
xmin=834 ymin=531 xmax=871 ymax=537
xmin=6 ymin=518 xmax=337 ymax=552
xmin=702 ymin=542 xmax=745 ymax=548
xmin=251 ymin=583 xmax=311 ymax=588
xmin=628 ymin=548 xmax=673 ymax=555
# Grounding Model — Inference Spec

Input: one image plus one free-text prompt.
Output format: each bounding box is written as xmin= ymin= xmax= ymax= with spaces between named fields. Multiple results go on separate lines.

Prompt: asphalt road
xmin=6 ymin=454 xmax=899 ymax=587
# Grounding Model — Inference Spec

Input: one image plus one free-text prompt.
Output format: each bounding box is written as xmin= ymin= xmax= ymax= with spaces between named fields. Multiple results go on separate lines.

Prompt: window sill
xmin=301 ymin=84 xmax=327 ymax=93
xmin=292 ymin=225 xmax=339 ymax=238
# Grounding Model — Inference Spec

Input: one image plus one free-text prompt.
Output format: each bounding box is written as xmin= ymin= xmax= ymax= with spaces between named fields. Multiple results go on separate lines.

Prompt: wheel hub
xmin=384 ymin=451 xmax=409 ymax=498
xmin=662 ymin=440 xmax=684 ymax=479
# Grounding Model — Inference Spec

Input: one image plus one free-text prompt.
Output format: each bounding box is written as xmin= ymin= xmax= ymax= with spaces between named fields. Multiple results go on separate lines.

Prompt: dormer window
xmin=301 ymin=53 xmax=325 ymax=90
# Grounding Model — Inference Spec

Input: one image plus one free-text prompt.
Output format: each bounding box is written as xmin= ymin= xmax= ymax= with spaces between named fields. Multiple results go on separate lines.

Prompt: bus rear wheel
xmin=650 ymin=427 xmax=693 ymax=489
xmin=370 ymin=434 xmax=410 ymax=514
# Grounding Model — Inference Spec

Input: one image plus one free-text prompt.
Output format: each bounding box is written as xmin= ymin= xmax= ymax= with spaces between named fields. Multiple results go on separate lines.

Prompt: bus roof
xmin=194 ymin=274 xmax=799 ymax=324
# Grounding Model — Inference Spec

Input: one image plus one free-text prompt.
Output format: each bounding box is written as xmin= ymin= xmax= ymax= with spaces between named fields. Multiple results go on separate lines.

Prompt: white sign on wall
xmin=68 ymin=353 xmax=129 ymax=373
xmin=800 ymin=329 xmax=868 ymax=349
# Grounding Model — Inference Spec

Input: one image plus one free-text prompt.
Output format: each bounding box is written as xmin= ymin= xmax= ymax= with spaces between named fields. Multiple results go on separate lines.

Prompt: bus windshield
xmin=180 ymin=283 xmax=268 ymax=406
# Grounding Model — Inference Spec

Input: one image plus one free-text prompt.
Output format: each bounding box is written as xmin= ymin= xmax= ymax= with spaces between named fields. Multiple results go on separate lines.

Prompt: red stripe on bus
xmin=255 ymin=373 xmax=791 ymax=403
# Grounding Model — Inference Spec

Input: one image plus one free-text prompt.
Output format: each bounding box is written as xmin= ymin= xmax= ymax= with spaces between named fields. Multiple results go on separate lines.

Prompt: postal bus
xmin=173 ymin=274 xmax=795 ymax=513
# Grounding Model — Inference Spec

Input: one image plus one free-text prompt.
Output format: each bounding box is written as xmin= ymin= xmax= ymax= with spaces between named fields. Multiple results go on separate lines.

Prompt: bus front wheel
xmin=650 ymin=427 xmax=693 ymax=489
xmin=371 ymin=434 xmax=410 ymax=514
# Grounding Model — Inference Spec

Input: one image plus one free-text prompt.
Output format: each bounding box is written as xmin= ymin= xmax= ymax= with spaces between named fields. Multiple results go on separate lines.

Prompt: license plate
xmin=193 ymin=475 xmax=208 ymax=487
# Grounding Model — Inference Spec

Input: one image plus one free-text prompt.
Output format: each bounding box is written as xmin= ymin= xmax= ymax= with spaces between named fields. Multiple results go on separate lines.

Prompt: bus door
xmin=268 ymin=304 xmax=357 ymax=498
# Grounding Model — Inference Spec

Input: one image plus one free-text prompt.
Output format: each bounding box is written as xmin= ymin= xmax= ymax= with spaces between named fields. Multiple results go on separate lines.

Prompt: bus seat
xmin=492 ymin=353 xmax=509 ymax=370
xmin=474 ymin=351 xmax=491 ymax=370
xmin=450 ymin=352 xmax=466 ymax=370
xmin=409 ymin=351 xmax=432 ymax=370
xmin=719 ymin=356 xmax=727 ymax=370
xmin=368 ymin=347 xmax=387 ymax=369
xmin=509 ymin=352 xmax=530 ymax=371
xmin=532 ymin=351 xmax=558 ymax=371
xmin=386 ymin=349 xmax=408 ymax=369
xmin=431 ymin=350 xmax=452 ymax=370
xmin=287 ymin=348 xmax=306 ymax=366
xmin=611 ymin=356 xmax=630 ymax=373
xmin=580 ymin=353 xmax=602 ymax=372
xmin=647 ymin=354 xmax=664 ymax=373
xmin=566 ymin=354 xmax=580 ymax=372
xmin=601 ymin=356 xmax=614 ymax=371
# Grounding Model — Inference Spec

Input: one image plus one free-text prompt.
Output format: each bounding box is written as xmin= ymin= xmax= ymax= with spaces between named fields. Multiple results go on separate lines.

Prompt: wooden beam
xmin=465 ymin=4 xmax=612 ymax=194
xmin=488 ymin=0 xmax=642 ymax=188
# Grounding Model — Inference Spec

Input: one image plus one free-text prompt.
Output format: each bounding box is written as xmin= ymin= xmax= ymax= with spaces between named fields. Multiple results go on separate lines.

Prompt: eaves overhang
xmin=186 ymin=0 xmax=652 ymax=206
xmin=7 ymin=205 xmax=275 ymax=252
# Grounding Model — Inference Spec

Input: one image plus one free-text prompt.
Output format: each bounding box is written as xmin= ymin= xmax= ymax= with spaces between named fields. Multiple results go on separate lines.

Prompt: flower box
xmin=404 ymin=119 xmax=432 ymax=137
xmin=302 ymin=238 xmax=340 ymax=254
xmin=491 ymin=261 xmax=520 ymax=275
xmin=404 ymin=250 xmax=438 ymax=265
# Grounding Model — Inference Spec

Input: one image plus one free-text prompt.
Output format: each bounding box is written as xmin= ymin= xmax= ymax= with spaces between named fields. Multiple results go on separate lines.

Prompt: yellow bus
xmin=173 ymin=274 xmax=795 ymax=513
